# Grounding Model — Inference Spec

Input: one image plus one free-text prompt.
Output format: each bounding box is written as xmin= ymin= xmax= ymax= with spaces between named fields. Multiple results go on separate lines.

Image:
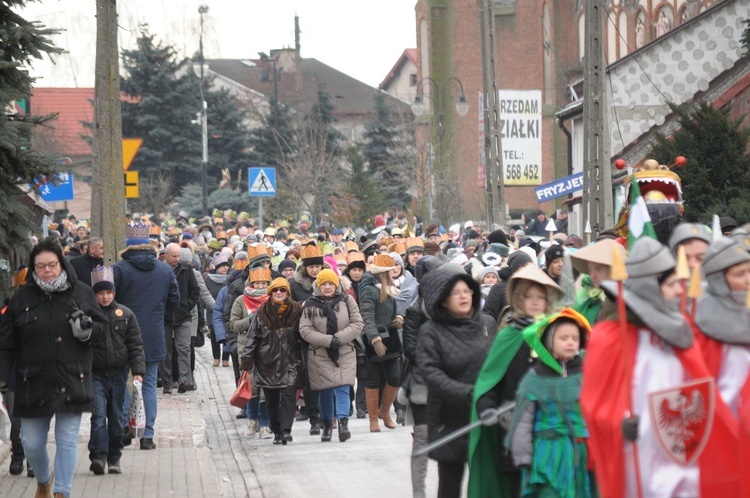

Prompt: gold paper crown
xmin=334 ymin=254 xmax=348 ymax=264
xmin=249 ymin=267 xmax=272 ymax=283
xmin=347 ymin=252 xmax=366 ymax=264
xmin=300 ymin=244 xmax=322 ymax=260
xmin=389 ymin=243 xmax=406 ymax=255
xmin=344 ymin=241 xmax=359 ymax=253
xmin=379 ymin=237 xmax=393 ymax=247
xmin=91 ymin=265 xmax=115 ymax=287
xmin=125 ymin=222 xmax=150 ymax=240
xmin=372 ymin=253 xmax=395 ymax=268
xmin=405 ymin=237 xmax=424 ymax=249
xmin=149 ymin=226 xmax=162 ymax=236
xmin=216 ymin=231 xmax=228 ymax=240
xmin=234 ymin=258 xmax=249 ymax=271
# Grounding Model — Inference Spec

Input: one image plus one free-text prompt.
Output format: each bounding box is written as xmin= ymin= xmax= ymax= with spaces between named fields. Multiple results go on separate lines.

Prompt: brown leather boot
xmin=366 ymin=388 xmax=381 ymax=432
xmin=35 ymin=471 xmax=53 ymax=498
xmin=379 ymin=385 xmax=399 ymax=429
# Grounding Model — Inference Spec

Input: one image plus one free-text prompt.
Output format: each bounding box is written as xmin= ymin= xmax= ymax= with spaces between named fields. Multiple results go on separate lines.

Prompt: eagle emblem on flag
xmin=648 ymin=377 xmax=715 ymax=466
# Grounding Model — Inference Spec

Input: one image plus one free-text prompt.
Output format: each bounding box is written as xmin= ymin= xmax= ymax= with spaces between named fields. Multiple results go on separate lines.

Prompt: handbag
xmin=128 ymin=380 xmax=146 ymax=439
xmin=230 ymin=371 xmax=253 ymax=408
xmin=192 ymin=325 xmax=206 ymax=348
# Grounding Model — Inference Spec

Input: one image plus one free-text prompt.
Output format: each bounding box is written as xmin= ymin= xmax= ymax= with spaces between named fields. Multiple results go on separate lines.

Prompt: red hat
xmin=374 ymin=215 xmax=386 ymax=228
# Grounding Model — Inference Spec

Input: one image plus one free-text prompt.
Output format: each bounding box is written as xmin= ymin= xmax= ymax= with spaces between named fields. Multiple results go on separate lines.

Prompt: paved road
xmin=0 ymin=345 xmax=445 ymax=497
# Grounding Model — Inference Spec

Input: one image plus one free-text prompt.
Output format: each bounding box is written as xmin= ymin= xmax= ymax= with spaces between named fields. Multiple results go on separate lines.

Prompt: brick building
xmin=412 ymin=0 xmax=728 ymax=224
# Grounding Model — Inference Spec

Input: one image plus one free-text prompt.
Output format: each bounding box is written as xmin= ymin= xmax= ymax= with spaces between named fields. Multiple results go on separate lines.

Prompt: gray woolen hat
xmin=668 ymin=223 xmax=712 ymax=252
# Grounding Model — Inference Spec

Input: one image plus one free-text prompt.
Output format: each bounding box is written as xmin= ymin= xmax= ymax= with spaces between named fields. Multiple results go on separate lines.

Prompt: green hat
xmin=208 ymin=239 xmax=222 ymax=251
xmin=522 ymin=307 xmax=591 ymax=375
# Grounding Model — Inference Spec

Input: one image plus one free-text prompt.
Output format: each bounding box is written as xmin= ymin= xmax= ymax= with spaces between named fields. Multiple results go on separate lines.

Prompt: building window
xmin=410 ymin=74 xmax=417 ymax=86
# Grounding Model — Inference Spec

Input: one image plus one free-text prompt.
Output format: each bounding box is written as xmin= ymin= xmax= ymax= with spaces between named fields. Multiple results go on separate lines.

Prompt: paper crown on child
xmin=125 ymin=222 xmax=151 ymax=246
xmin=91 ymin=265 xmax=116 ymax=294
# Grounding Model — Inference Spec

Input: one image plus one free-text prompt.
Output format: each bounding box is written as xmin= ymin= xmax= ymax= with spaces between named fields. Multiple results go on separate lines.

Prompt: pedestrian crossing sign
xmin=248 ymin=167 xmax=276 ymax=197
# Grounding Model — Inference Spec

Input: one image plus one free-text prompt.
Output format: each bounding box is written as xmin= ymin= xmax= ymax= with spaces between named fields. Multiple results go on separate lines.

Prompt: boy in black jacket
xmin=88 ymin=266 xmax=146 ymax=475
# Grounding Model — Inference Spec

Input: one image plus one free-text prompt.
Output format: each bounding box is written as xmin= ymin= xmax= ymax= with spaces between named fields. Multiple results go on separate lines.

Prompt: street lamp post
xmin=412 ymin=77 xmax=469 ymax=223
xmin=198 ymin=4 xmax=209 ymax=218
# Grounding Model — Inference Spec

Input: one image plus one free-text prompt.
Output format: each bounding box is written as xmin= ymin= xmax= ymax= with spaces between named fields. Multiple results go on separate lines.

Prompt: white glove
xmin=69 ymin=317 xmax=92 ymax=341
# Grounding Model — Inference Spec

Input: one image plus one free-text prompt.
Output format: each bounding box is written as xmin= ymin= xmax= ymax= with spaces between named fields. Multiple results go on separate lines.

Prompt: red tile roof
xmin=30 ymin=87 xmax=94 ymax=158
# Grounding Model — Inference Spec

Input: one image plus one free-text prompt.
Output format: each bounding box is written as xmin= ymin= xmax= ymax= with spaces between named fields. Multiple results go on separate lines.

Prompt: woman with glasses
xmin=416 ymin=263 xmax=498 ymax=498
xmin=0 ymin=238 xmax=107 ymax=498
xmin=241 ymin=278 xmax=304 ymax=445
xmin=468 ymin=264 xmax=563 ymax=498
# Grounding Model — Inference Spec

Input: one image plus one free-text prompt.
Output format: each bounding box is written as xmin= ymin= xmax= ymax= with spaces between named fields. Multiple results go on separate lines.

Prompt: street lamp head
xmin=455 ymin=95 xmax=469 ymax=117
xmin=198 ymin=4 xmax=209 ymax=14
xmin=411 ymin=94 xmax=428 ymax=116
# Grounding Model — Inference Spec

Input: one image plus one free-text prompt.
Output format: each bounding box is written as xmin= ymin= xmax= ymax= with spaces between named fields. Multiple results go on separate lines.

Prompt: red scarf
xmin=243 ymin=293 xmax=269 ymax=314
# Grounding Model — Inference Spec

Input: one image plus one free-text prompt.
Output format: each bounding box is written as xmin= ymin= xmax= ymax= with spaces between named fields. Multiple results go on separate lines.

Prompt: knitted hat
xmin=91 ymin=265 xmax=116 ymax=294
xmin=479 ymin=266 xmax=499 ymax=282
xmin=316 ymin=268 xmax=340 ymax=288
xmin=389 ymin=252 xmax=405 ymax=269
xmin=179 ymin=242 xmax=193 ymax=264
xmin=278 ymin=259 xmax=297 ymax=272
xmin=125 ymin=222 xmax=150 ymax=246
xmin=324 ymin=256 xmax=340 ymax=275
xmin=249 ymin=267 xmax=272 ymax=284
xmin=371 ymin=253 xmax=396 ymax=274
xmin=208 ymin=239 xmax=222 ymax=251
xmin=267 ymin=277 xmax=291 ymax=296
xmin=544 ymin=244 xmax=564 ymax=267
xmin=300 ymin=244 xmax=324 ymax=267
xmin=211 ymin=254 xmax=230 ymax=270
xmin=424 ymin=241 xmax=441 ymax=256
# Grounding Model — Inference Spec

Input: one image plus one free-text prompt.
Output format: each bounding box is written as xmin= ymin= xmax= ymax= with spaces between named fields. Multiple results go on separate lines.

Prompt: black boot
xmin=321 ymin=420 xmax=333 ymax=442
xmin=338 ymin=418 xmax=351 ymax=442
xmin=122 ymin=425 xmax=133 ymax=447
xmin=272 ymin=433 xmax=283 ymax=445
xmin=309 ymin=416 xmax=321 ymax=436
xmin=9 ymin=455 xmax=23 ymax=476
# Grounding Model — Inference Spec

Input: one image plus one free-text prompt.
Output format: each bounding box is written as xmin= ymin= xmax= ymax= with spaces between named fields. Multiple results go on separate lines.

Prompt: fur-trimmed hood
xmin=119 ymin=244 xmax=158 ymax=271
xmin=293 ymin=260 xmax=336 ymax=292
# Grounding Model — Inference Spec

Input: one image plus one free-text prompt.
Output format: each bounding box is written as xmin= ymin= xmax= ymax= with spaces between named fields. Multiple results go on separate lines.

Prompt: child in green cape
xmin=505 ymin=307 xmax=593 ymax=498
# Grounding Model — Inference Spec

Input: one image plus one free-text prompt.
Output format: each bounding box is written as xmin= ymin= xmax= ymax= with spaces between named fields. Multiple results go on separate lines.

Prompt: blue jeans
xmin=21 ymin=412 xmax=82 ymax=498
xmin=88 ymin=369 xmax=128 ymax=462
xmin=122 ymin=361 xmax=159 ymax=438
xmin=246 ymin=396 xmax=270 ymax=427
xmin=319 ymin=385 xmax=350 ymax=421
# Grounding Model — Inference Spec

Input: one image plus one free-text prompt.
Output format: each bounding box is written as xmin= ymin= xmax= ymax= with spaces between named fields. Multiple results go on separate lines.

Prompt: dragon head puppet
xmin=614 ymin=158 xmax=684 ymax=246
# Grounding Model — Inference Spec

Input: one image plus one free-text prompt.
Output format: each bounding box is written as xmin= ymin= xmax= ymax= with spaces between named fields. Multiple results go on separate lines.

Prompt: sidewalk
xmin=0 ymin=351 xmax=221 ymax=498
xmin=0 ymin=344 xmax=442 ymax=497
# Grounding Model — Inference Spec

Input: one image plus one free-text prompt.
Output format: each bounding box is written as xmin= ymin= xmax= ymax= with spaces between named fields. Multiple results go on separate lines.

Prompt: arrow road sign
xmin=248 ymin=167 xmax=276 ymax=197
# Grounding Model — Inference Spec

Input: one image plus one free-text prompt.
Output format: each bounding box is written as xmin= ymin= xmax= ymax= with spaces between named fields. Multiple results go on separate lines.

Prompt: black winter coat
xmin=92 ymin=301 xmax=146 ymax=377
xmin=166 ymin=262 xmax=199 ymax=326
xmin=289 ymin=265 xmax=315 ymax=303
xmin=416 ymin=263 xmax=497 ymax=463
xmin=357 ymin=272 xmax=400 ymax=361
xmin=69 ymin=253 xmax=103 ymax=287
xmin=0 ymin=261 xmax=107 ymax=418
xmin=240 ymin=302 xmax=305 ymax=388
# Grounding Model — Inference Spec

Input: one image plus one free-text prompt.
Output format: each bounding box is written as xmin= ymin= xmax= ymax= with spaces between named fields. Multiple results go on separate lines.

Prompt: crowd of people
xmin=1 ymin=207 xmax=749 ymax=498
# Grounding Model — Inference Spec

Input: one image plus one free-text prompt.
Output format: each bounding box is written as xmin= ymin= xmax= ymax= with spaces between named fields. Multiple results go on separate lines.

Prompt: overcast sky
xmin=20 ymin=0 xmax=418 ymax=89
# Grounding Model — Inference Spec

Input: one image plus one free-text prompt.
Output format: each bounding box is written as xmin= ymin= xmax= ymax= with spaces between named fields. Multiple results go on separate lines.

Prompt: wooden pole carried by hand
xmin=688 ymin=265 xmax=703 ymax=321
xmin=675 ymin=245 xmax=690 ymax=316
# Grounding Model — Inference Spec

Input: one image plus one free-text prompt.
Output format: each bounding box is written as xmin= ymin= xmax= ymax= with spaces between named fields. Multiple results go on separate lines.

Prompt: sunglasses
xmin=271 ymin=289 xmax=288 ymax=294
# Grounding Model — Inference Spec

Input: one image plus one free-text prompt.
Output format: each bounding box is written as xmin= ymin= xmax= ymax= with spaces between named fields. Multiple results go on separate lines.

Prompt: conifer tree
xmin=649 ymin=102 xmax=750 ymax=223
xmin=0 ymin=1 xmax=62 ymax=266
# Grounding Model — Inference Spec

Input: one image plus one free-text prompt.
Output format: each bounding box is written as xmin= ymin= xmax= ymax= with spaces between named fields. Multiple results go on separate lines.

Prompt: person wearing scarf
xmin=0 ymin=239 xmax=107 ymax=498
xmin=569 ymin=238 xmax=627 ymax=326
xmin=241 ymin=278 xmax=304 ymax=445
xmin=299 ymin=269 xmax=364 ymax=442
xmin=204 ymin=255 xmax=231 ymax=367
xmin=230 ymin=267 xmax=272 ymax=439
xmin=468 ymin=265 xmax=563 ymax=498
